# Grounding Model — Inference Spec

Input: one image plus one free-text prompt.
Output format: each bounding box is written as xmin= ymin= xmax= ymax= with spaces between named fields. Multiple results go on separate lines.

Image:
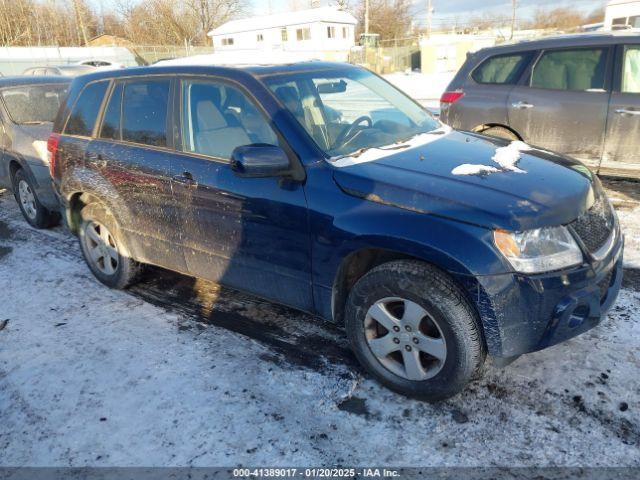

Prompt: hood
xmin=331 ymin=130 xmax=596 ymax=231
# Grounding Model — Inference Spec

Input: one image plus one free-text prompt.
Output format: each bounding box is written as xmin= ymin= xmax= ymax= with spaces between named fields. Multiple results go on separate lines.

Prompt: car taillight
xmin=47 ymin=133 xmax=61 ymax=179
xmin=440 ymin=91 xmax=465 ymax=105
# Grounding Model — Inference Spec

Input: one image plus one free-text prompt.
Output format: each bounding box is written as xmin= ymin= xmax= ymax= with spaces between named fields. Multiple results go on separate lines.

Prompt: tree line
xmin=0 ymin=0 xmax=607 ymax=48
xmin=0 ymin=0 xmax=246 ymax=47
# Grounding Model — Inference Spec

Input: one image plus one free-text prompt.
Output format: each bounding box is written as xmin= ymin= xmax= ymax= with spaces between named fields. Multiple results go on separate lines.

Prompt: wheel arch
xmin=60 ymin=168 xmax=133 ymax=236
xmin=472 ymin=123 xmax=522 ymax=140
xmin=331 ymin=245 xmax=491 ymax=361
xmin=330 ymin=243 xmax=481 ymax=327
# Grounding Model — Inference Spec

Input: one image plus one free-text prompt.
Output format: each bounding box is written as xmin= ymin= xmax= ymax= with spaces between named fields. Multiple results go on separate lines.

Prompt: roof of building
xmin=209 ymin=7 xmax=358 ymax=37
xmin=607 ymin=0 xmax=640 ymax=7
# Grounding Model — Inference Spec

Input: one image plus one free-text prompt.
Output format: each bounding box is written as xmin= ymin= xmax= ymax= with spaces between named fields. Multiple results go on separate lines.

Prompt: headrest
xmin=190 ymin=83 xmax=222 ymax=108
xmin=196 ymin=100 xmax=227 ymax=131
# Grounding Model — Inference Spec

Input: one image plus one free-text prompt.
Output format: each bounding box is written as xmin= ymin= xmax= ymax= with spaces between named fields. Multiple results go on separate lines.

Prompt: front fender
xmin=325 ymin=204 xmax=508 ymax=282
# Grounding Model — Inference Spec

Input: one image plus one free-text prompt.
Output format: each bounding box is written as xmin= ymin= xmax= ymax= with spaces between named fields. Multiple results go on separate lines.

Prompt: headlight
xmin=493 ymin=226 xmax=583 ymax=274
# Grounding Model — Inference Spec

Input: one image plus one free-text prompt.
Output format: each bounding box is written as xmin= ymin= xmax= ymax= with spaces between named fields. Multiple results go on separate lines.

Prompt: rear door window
xmin=531 ymin=48 xmax=608 ymax=91
xmin=122 ymin=79 xmax=171 ymax=147
xmin=64 ymin=80 xmax=109 ymax=137
xmin=99 ymin=82 xmax=123 ymax=140
xmin=622 ymin=45 xmax=640 ymax=93
xmin=472 ymin=53 xmax=532 ymax=84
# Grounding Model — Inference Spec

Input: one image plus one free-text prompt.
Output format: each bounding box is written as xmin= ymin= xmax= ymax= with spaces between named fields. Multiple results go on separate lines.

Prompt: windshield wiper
xmin=330 ymin=129 xmax=447 ymax=162
xmin=19 ymin=121 xmax=48 ymax=125
xmin=332 ymin=143 xmax=412 ymax=161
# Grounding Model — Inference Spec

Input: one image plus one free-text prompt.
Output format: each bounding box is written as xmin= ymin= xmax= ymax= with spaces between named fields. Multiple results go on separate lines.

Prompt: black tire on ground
xmin=12 ymin=169 xmax=59 ymax=229
xmin=344 ymin=260 xmax=486 ymax=401
xmin=480 ymin=126 xmax=519 ymax=141
xmin=78 ymin=201 xmax=142 ymax=289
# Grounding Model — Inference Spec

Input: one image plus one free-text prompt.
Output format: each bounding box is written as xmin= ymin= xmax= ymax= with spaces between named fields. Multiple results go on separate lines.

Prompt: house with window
xmin=605 ymin=0 xmax=640 ymax=29
xmin=208 ymin=7 xmax=357 ymax=61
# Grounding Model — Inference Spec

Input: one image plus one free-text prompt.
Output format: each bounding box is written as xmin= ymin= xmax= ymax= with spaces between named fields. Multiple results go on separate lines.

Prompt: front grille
xmin=569 ymin=193 xmax=614 ymax=254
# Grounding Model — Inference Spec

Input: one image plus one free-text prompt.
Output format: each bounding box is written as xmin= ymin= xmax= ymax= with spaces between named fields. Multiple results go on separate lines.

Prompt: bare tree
xmin=354 ymin=0 xmax=412 ymax=40
xmin=525 ymin=6 xmax=593 ymax=30
xmin=186 ymin=0 xmax=246 ymax=45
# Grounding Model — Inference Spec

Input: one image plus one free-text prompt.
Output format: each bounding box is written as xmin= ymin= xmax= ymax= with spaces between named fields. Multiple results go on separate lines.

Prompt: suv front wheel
xmin=78 ymin=202 xmax=142 ymax=289
xmin=345 ymin=260 xmax=485 ymax=401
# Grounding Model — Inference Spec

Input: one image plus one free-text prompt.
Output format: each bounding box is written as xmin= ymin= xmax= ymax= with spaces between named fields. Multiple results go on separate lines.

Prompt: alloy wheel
xmin=18 ymin=180 xmax=37 ymax=220
xmin=364 ymin=297 xmax=447 ymax=381
xmin=84 ymin=221 xmax=120 ymax=275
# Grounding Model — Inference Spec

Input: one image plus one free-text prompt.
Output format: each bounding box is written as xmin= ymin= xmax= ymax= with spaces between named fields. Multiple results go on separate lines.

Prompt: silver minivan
xmin=440 ymin=31 xmax=640 ymax=178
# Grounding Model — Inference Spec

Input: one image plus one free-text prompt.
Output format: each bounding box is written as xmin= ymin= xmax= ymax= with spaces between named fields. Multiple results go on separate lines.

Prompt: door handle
xmin=172 ymin=172 xmax=198 ymax=189
xmin=615 ymin=108 xmax=640 ymax=116
xmin=512 ymin=101 xmax=534 ymax=110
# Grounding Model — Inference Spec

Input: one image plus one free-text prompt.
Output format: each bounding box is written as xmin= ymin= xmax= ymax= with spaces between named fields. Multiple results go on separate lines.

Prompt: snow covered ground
xmin=383 ymin=71 xmax=455 ymax=112
xmin=0 ymin=180 xmax=639 ymax=467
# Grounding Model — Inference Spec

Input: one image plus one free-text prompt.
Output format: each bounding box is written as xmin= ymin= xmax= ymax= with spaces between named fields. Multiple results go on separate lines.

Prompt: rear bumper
xmin=463 ymin=227 xmax=624 ymax=358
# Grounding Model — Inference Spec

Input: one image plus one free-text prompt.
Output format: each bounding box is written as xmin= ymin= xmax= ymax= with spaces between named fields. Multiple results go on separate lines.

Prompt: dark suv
xmin=440 ymin=31 xmax=640 ymax=178
xmin=50 ymin=63 xmax=623 ymax=400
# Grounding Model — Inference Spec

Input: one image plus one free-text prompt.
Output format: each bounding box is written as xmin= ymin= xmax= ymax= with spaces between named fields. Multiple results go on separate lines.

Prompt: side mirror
xmin=230 ymin=144 xmax=290 ymax=178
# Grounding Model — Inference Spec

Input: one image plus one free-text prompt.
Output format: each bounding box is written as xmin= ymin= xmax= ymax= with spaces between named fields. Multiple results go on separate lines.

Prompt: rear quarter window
xmin=472 ymin=53 xmax=533 ymax=85
xmin=64 ymin=80 xmax=109 ymax=137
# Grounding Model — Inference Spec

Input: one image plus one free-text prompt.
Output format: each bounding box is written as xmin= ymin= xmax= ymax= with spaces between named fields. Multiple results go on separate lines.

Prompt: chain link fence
xmin=350 ymin=37 xmax=422 ymax=74
xmin=128 ymin=45 xmax=212 ymax=65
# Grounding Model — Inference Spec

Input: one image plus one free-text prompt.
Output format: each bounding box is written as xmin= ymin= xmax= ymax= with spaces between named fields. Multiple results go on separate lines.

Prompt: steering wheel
xmin=332 ymin=115 xmax=372 ymax=148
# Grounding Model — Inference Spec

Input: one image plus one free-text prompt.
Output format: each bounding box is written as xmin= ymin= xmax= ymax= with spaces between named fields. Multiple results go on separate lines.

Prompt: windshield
xmin=265 ymin=68 xmax=440 ymax=158
xmin=0 ymin=84 xmax=68 ymax=124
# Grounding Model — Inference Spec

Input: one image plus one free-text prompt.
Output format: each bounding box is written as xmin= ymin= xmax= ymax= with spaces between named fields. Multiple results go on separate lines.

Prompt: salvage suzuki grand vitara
xmin=50 ymin=63 xmax=623 ymax=400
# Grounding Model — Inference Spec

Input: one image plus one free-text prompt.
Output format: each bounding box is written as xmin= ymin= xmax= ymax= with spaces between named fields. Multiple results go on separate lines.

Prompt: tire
xmin=78 ymin=201 xmax=142 ymax=289
xmin=344 ymin=260 xmax=486 ymax=401
xmin=480 ymin=126 xmax=519 ymax=141
xmin=12 ymin=169 xmax=59 ymax=229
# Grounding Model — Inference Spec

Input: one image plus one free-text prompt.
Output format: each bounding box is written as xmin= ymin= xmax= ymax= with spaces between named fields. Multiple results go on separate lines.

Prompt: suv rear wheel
xmin=12 ymin=169 xmax=58 ymax=229
xmin=345 ymin=260 xmax=485 ymax=401
xmin=78 ymin=202 xmax=142 ymax=289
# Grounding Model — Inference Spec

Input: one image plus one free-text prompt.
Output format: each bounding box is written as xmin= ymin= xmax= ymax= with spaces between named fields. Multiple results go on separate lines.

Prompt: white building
xmin=605 ymin=0 xmax=640 ymax=29
xmin=208 ymin=7 xmax=358 ymax=62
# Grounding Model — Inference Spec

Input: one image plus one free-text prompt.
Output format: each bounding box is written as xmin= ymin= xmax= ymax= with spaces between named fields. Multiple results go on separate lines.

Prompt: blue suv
xmin=50 ymin=62 xmax=623 ymax=400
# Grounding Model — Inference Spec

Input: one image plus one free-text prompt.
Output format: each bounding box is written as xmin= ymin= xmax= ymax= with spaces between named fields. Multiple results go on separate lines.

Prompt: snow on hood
xmin=452 ymin=141 xmax=537 ymax=176
xmin=451 ymin=164 xmax=500 ymax=176
xmin=331 ymin=130 xmax=595 ymax=231
xmin=331 ymin=125 xmax=452 ymax=168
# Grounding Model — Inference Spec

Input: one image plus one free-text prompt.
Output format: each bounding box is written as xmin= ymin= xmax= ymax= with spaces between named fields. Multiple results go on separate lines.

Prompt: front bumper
xmin=464 ymin=226 xmax=624 ymax=358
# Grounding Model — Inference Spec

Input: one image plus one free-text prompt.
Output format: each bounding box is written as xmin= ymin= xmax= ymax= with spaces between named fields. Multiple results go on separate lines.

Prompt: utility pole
xmin=365 ymin=0 xmax=369 ymax=34
xmin=510 ymin=0 xmax=517 ymax=40
xmin=426 ymin=0 xmax=433 ymax=38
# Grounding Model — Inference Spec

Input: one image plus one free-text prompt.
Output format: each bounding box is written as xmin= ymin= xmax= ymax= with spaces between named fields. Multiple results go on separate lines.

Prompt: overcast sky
xmin=93 ymin=0 xmax=606 ymax=24
xmin=252 ymin=0 xmax=606 ymax=24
